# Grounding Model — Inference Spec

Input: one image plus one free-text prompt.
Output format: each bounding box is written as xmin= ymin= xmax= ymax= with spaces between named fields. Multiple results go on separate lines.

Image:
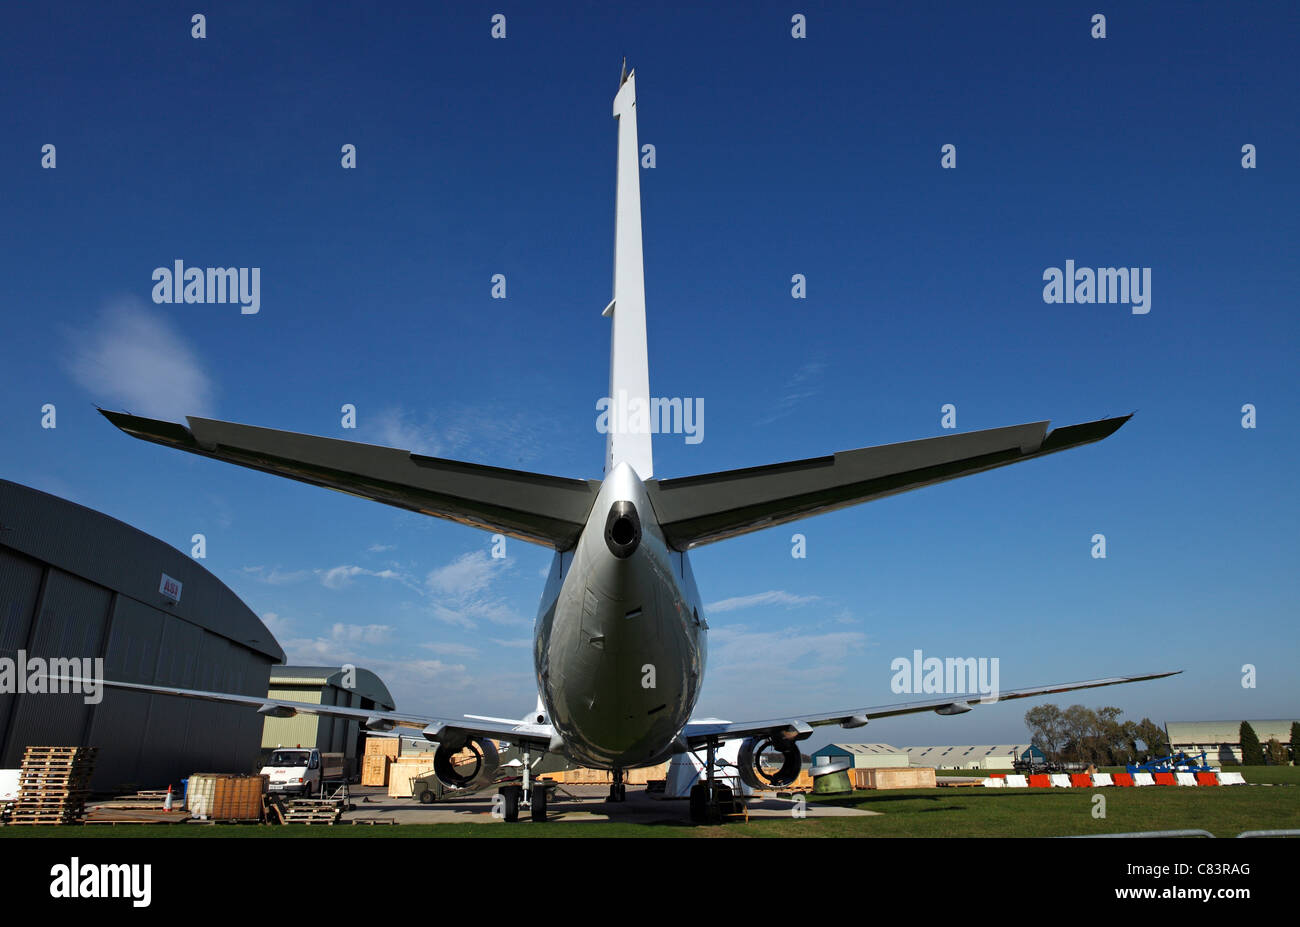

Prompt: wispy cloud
xmin=706 ymin=590 xmax=821 ymax=613
xmin=365 ymin=403 xmax=555 ymax=465
xmin=317 ymin=564 xmax=412 ymax=591
xmin=243 ymin=566 xmax=312 ymax=585
xmin=329 ymin=623 xmax=392 ymax=644
xmin=755 ymin=361 xmax=825 ymax=426
xmin=368 ymin=543 xmax=396 ymax=553
xmin=65 ymin=300 xmax=215 ymax=420
xmin=706 ymin=624 xmax=869 ymax=689
xmin=426 ymin=551 xmax=523 ymax=628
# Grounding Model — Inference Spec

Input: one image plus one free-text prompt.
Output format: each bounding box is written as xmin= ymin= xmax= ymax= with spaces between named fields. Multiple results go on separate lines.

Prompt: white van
xmin=261 ymin=748 xmax=345 ymax=796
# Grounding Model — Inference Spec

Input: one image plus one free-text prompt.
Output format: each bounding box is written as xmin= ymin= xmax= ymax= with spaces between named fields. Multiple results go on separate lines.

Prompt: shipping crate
xmin=364 ymin=737 xmax=401 ymax=759
xmin=387 ymin=759 xmax=436 ymax=798
xmin=852 ymin=767 xmax=936 ymax=790
xmin=361 ymin=755 xmax=391 ymax=787
xmin=188 ymin=773 xmax=266 ymax=821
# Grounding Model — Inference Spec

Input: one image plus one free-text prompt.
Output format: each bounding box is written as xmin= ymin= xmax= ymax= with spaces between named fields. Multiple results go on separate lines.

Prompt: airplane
xmin=89 ymin=65 xmax=1176 ymax=824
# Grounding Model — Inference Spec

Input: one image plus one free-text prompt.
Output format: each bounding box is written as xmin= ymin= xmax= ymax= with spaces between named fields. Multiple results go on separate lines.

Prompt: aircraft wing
xmin=680 ymin=670 xmax=1179 ymax=748
xmin=99 ymin=409 xmax=601 ymax=549
xmin=65 ymin=677 xmax=558 ymax=752
xmin=645 ymin=415 xmax=1131 ymax=549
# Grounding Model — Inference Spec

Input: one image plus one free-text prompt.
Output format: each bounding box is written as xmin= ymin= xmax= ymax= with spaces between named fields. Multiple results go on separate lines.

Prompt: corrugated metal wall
xmin=0 ymin=481 xmax=281 ymax=791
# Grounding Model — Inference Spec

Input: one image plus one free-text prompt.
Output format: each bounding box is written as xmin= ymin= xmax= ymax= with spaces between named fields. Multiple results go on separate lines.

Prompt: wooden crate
xmin=361 ymin=755 xmax=391 ymax=787
xmin=364 ymin=737 xmax=401 ymax=759
xmin=387 ymin=759 xmax=436 ymax=798
xmin=188 ymin=773 xmax=266 ymax=821
xmin=852 ymin=767 xmax=936 ymax=790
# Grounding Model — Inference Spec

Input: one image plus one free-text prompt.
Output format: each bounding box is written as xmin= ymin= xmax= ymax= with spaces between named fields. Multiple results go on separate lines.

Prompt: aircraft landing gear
xmin=608 ymin=767 xmax=627 ymax=802
xmin=499 ymin=784 xmax=521 ymax=822
xmin=689 ymin=736 xmax=736 ymax=825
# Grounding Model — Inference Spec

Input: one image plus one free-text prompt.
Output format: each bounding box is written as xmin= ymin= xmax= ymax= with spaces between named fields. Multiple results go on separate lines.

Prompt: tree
xmin=1239 ymin=721 xmax=1265 ymax=766
xmin=1290 ymin=722 xmax=1299 ymax=766
xmin=1025 ymin=704 xmax=1066 ymax=761
xmin=1062 ymin=705 xmax=1099 ymax=764
xmin=1265 ymin=739 xmax=1288 ymax=766
xmin=1134 ymin=718 xmax=1168 ymax=759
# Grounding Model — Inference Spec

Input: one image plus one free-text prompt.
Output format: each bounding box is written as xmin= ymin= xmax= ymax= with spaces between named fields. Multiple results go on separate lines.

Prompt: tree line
xmin=1026 ymin=707 xmax=1299 ymax=766
xmin=1024 ymin=705 xmax=1167 ymax=766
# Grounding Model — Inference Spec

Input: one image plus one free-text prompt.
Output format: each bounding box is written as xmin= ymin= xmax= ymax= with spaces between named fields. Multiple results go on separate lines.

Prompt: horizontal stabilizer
xmin=646 ymin=415 xmax=1131 ymax=549
xmin=101 ymin=410 xmax=600 ymax=549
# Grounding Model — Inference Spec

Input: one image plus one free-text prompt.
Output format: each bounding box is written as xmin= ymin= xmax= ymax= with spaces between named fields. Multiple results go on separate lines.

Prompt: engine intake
xmin=433 ymin=735 xmax=500 ymax=790
xmin=736 ymin=735 xmax=802 ymax=789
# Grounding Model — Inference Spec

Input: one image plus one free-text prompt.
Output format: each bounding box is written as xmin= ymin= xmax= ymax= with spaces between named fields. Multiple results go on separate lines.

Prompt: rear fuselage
xmin=533 ymin=462 xmax=706 ymax=768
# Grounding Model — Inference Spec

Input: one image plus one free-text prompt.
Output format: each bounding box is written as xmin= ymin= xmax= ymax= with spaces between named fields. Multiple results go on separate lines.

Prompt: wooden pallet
xmin=279 ymin=798 xmax=342 ymax=824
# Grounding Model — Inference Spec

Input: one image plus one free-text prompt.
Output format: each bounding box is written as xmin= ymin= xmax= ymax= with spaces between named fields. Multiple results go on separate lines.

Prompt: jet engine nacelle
xmin=433 ymin=735 xmax=500 ymax=790
xmin=736 ymin=735 xmax=802 ymax=790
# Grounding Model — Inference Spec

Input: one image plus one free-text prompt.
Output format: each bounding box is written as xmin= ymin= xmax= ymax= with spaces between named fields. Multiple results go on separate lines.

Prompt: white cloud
xmin=243 ymin=566 xmax=311 ymax=585
xmin=330 ymin=623 xmax=392 ymax=644
xmin=425 ymin=551 xmax=522 ymax=628
xmin=261 ymin=611 xmax=291 ymax=639
xmin=317 ymin=564 xmax=407 ymax=590
xmin=705 ymin=590 xmax=821 ymax=613
xmin=421 ymin=641 xmax=480 ymax=657
xmin=426 ymin=551 xmax=499 ymax=598
xmin=368 ymin=543 xmax=396 ymax=553
xmin=65 ymin=300 xmax=215 ymax=420
xmin=490 ymin=638 xmax=532 ymax=649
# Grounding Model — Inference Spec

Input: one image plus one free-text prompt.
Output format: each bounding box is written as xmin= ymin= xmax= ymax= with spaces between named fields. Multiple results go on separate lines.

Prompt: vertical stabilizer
xmin=605 ymin=68 xmax=654 ymax=479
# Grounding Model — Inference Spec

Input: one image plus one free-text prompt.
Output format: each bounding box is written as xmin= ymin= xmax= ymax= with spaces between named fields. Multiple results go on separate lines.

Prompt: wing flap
xmin=102 ymin=409 xmax=600 ymax=549
xmin=647 ymin=415 xmax=1131 ymax=549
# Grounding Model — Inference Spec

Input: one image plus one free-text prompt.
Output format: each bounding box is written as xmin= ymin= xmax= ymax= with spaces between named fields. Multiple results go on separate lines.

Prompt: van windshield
xmin=269 ymin=751 xmax=311 ymax=766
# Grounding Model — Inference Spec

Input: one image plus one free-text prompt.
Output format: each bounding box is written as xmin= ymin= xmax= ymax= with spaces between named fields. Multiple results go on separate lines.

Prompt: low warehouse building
xmin=1166 ymin=720 xmax=1297 ymax=765
xmin=260 ymin=666 xmax=396 ymax=778
xmin=811 ymin=743 xmax=910 ymax=769
xmin=903 ymin=745 xmax=1044 ymax=770
xmin=0 ymin=479 xmax=284 ymax=792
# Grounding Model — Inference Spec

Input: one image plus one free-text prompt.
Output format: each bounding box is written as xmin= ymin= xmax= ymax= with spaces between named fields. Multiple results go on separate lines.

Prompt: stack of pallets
xmin=278 ymin=798 xmax=343 ymax=825
xmin=9 ymin=746 xmax=97 ymax=825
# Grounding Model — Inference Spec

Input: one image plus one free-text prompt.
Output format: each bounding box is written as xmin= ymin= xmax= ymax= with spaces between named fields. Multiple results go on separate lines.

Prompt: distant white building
xmin=1166 ymin=720 xmax=1296 ymax=765
xmin=810 ymin=743 xmax=910 ymax=769
xmin=902 ymin=745 xmax=1043 ymax=770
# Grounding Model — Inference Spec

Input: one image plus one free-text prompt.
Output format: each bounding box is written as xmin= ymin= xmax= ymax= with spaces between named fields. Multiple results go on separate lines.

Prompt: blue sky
xmin=2 ymin=2 xmax=1296 ymax=753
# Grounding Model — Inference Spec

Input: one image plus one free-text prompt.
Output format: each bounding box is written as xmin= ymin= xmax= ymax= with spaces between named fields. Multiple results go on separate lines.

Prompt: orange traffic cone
xmin=164 ymin=785 xmax=174 ymax=811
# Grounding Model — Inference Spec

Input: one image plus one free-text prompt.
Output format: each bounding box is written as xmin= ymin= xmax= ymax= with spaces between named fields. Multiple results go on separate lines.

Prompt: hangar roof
xmin=903 ymin=745 xmax=1038 ymax=763
xmin=0 ymin=479 xmax=284 ymax=661
xmin=812 ymin=743 xmax=906 ymax=756
xmin=1167 ymin=721 xmax=1297 ymax=744
xmin=270 ymin=665 xmax=396 ymax=710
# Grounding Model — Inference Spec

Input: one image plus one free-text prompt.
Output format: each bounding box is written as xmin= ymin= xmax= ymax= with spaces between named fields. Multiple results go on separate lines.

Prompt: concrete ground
xmin=345 ymin=783 xmax=880 ymax=825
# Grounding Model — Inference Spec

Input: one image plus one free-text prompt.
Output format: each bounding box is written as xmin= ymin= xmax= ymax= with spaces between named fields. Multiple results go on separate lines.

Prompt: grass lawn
xmin=2 ymin=767 xmax=1294 ymax=838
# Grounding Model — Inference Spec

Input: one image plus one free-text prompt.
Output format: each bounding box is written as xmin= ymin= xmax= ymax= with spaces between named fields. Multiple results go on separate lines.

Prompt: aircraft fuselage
xmin=534 ymin=462 xmax=706 ymax=769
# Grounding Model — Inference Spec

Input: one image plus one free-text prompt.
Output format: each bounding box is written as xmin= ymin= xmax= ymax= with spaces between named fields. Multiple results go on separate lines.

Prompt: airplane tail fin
xmin=603 ymin=67 xmax=654 ymax=480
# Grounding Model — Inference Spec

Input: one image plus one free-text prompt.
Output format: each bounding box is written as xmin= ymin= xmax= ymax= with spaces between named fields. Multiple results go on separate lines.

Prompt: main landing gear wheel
xmin=530 ymin=785 xmax=548 ymax=822
xmin=608 ymin=769 xmax=627 ymax=803
xmin=689 ymin=782 xmax=732 ymax=825
xmin=500 ymin=785 xmax=521 ymax=822
xmin=689 ymin=737 xmax=734 ymax=825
